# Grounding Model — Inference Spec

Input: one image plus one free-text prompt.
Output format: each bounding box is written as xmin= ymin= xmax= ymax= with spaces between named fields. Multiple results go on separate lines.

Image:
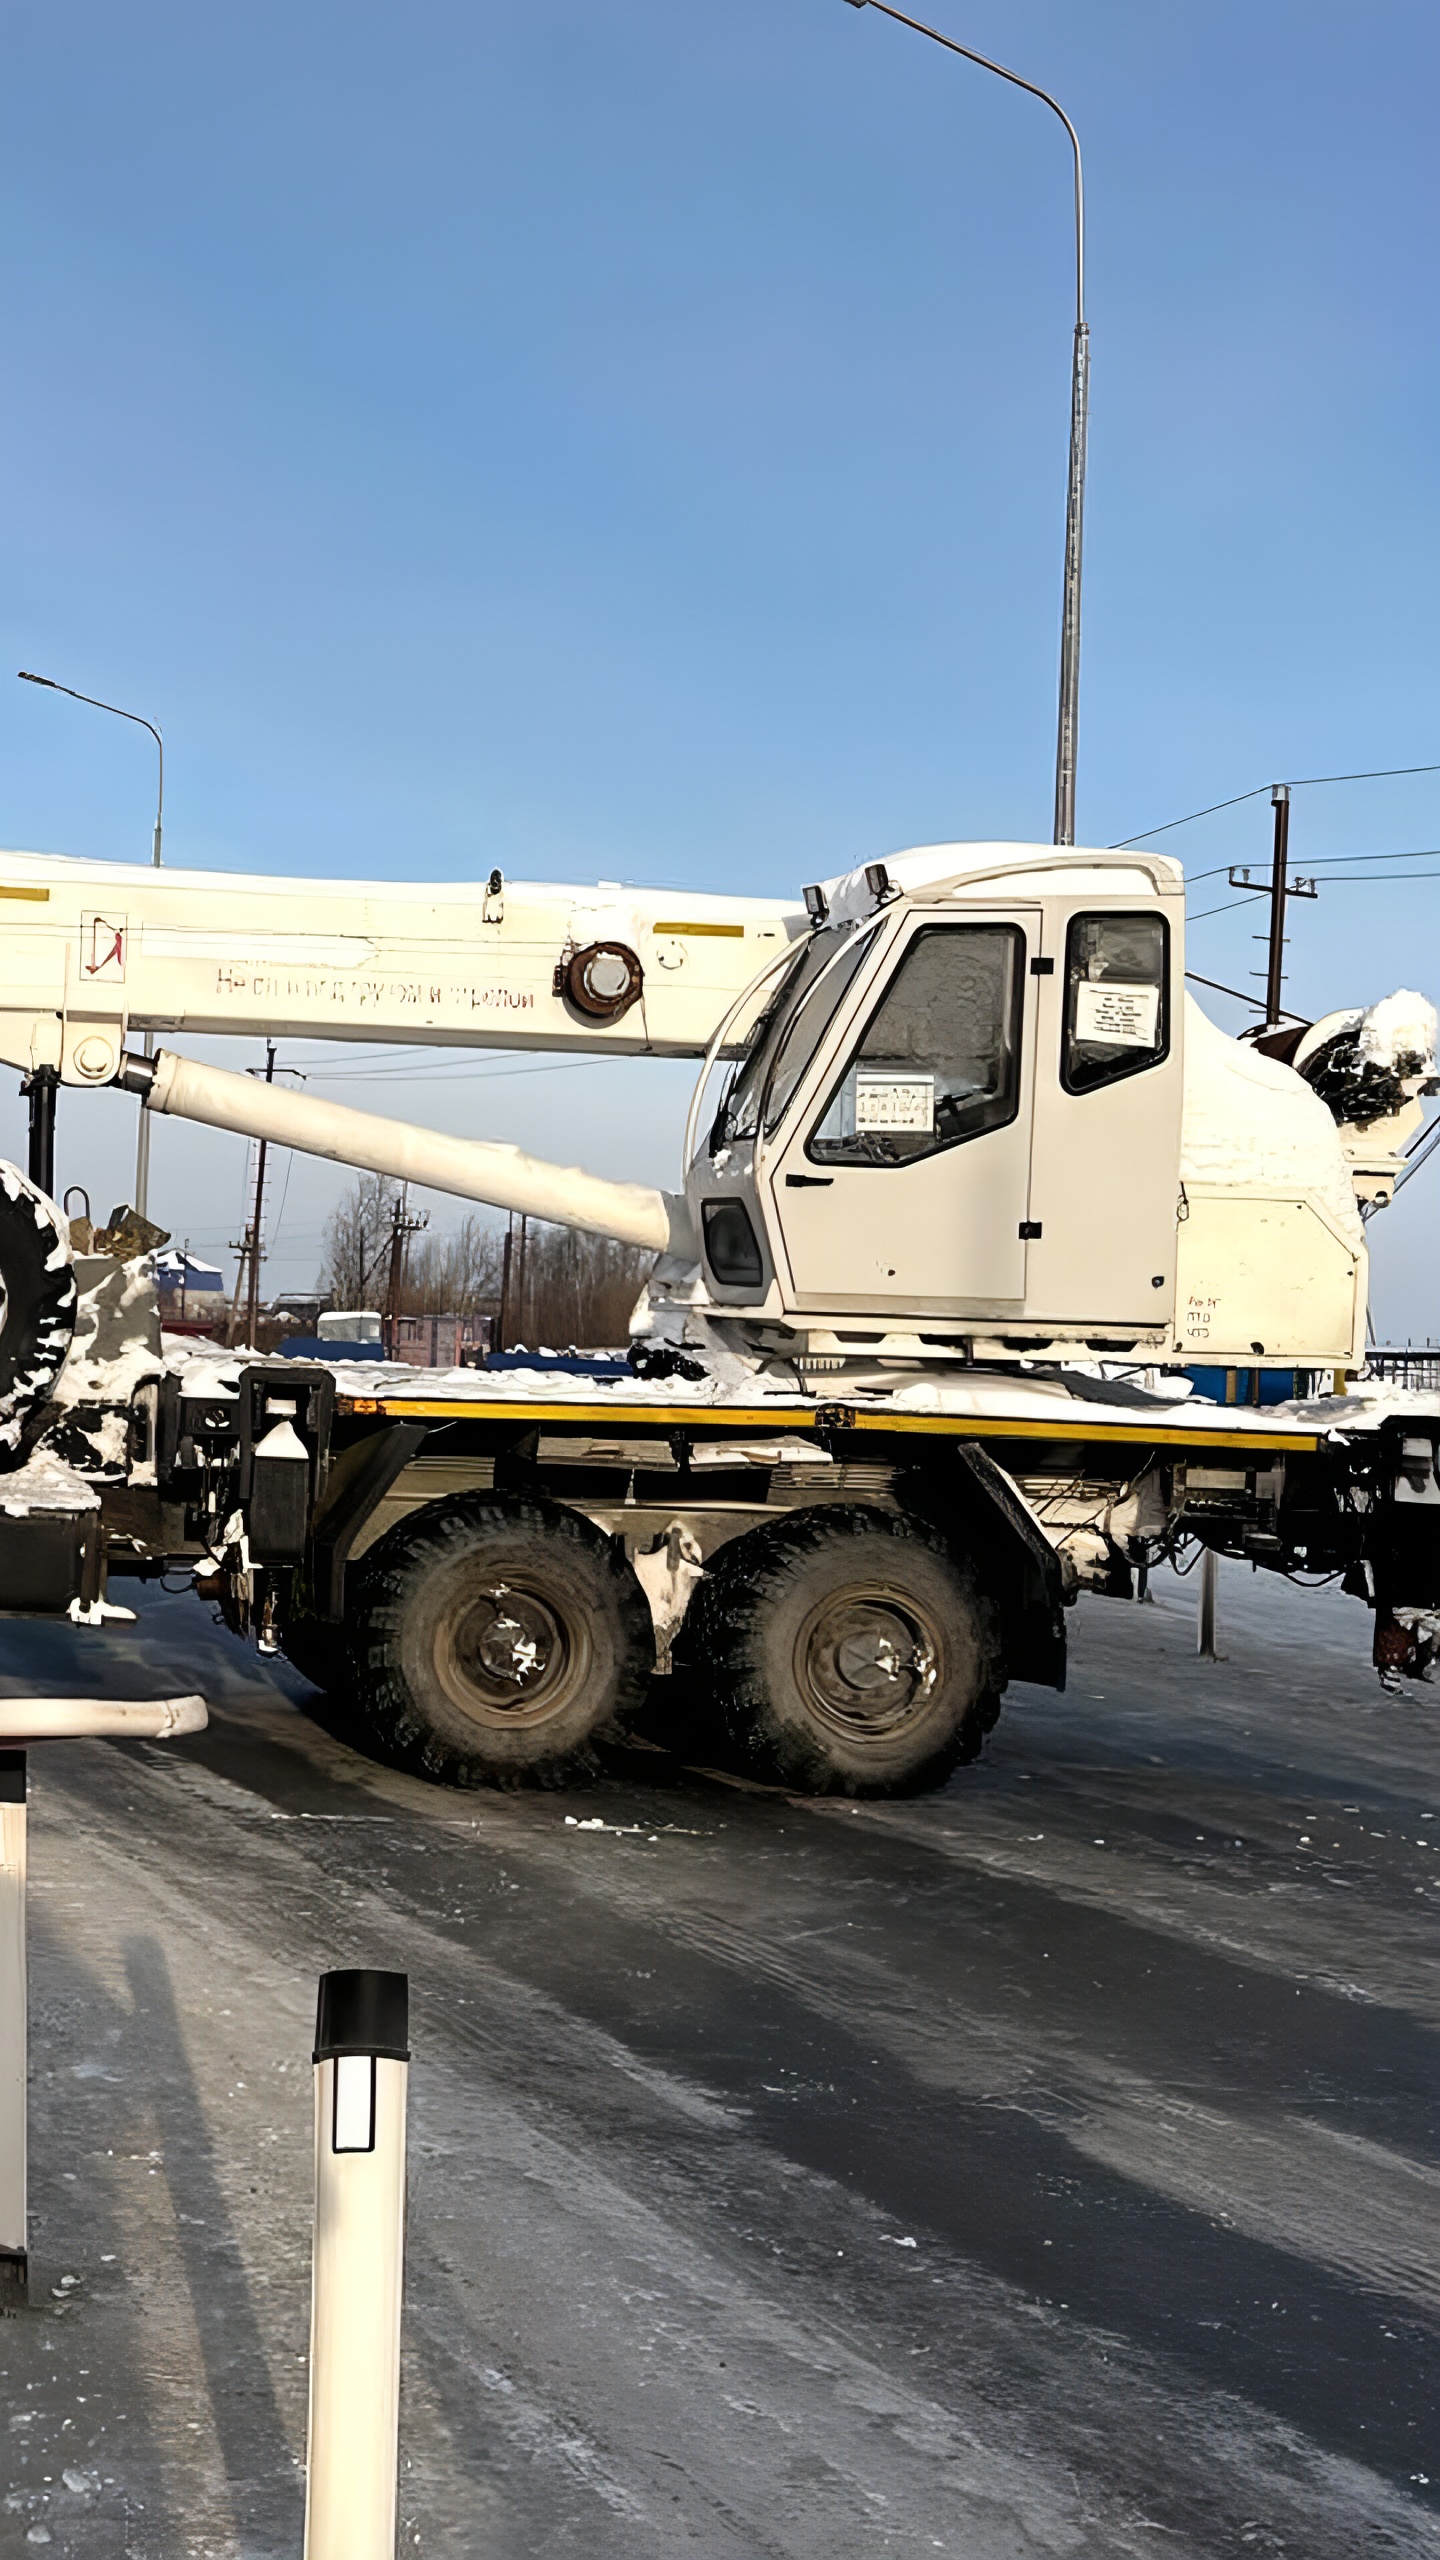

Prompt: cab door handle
xmin=785 ymin=1174 xmax=833 ymax=1188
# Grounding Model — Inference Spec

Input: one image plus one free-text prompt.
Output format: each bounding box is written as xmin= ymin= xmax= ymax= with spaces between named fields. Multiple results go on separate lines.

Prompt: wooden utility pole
xmin=382 ymin=1185 xmax=427 ymax=1359
xmin=1227 ymin=787 xmax=1318 ymax=1028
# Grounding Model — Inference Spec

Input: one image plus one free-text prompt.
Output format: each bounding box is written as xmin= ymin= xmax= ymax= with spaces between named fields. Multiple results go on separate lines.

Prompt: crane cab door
xmin=764 ymin=910 xmax=1040 ymax=1320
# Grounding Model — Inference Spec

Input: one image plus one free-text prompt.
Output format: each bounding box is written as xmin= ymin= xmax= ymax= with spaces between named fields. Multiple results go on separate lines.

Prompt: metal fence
xmin=1363 ymin=1348 xmax=1440 ymax=1391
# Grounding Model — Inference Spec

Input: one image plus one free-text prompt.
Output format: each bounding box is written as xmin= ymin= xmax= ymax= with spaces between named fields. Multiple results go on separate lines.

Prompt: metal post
xmin=1053 ymin=317 xmax=1089 ymax=846
xmin=16 ymin=673 xmax=164 ymax=1209
xmin=23 ymin=1068 xmax=58 ymax=1198
xmin=133 ymin=1057 xmax=154 ymax=1221
xmin=0 ymin=1697 xmax=203 ymax=2313
xmin=133 ymin=729 xmax=163 ymax=1220
xmin=305 ymin=1970 xmax=409 ymax=2560
xmin=1265 ymin=785 xmax=1290 ymax=1027
xmin=0 ymin=1754 xmax=26 ymax=2305
xmin=1196 ymin=1546 xmax=1220 ymax=1660
xmin=245 ymin=1043 xmax=277 ymax=1350
xmin=838 ymin=4 xmax=1087 ymax=843
xmin=498 ymin=1213 xmax=515 ymax=1352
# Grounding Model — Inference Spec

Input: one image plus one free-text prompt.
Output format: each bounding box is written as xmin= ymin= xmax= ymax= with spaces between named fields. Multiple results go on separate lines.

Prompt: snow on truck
xmin=0 ymin=837 xmax=1436 ymax=1796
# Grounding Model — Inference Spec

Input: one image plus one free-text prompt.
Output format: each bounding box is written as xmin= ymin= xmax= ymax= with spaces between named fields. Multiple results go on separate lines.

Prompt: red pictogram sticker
xmin=79 ymin=913 xmax=127 ymax=981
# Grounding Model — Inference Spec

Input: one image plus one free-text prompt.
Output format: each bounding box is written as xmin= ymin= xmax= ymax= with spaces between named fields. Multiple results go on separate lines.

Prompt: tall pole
xmin=16 ymin=672 xmax=164 ymax=1210
xmin=385 ymin=1187 xmax=408 ymax=1360
xmin=1054 ymin=317 xmax=1088 ymax=847
xmin=498 ymin=1214 xmax=515 ymax=1353
xmin=244 ymin=1043 xmax=277 ymax=1350
xmin=1265 ymin=784 xmax=1290 ymax=1029
xmin=840 ymin=4 xmax=1087 ymax=842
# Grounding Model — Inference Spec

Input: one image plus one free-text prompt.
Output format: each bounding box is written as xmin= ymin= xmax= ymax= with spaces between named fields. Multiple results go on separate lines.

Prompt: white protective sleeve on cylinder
xmin=305 ymin=2055 xmax=407 ymax=2560
xmin=0 ymin=1698 xmax=208 ymax=1741
xmin=0 ymin=1805 xmax=24 ymax=2257
xmin=145 ymin=1048 xmax=693 ymax=1255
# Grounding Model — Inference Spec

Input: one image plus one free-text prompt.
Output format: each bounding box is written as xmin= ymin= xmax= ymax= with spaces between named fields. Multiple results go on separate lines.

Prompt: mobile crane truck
xmin=0 ymin=836 xmax=1436 ymax=1795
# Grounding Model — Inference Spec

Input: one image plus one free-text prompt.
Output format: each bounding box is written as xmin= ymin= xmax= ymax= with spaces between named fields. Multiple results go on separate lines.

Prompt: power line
xmin=1112 ymin=760 xmax=1440 ymax=849
xmin=1183 ymin=969 xmax=1306 ymax=1021
xmin=1185 ymin=842 xmax=1440 ymax=887
xmin=1187 ymin=892 xmax=1267 ymax=925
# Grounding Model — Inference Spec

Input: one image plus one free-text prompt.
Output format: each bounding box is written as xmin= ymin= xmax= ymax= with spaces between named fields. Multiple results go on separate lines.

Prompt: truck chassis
xmin=5 ymin=1261 xmax=1435 ymax=1797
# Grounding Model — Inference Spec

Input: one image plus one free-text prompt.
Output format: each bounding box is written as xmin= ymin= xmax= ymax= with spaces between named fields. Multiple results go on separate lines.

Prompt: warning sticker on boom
xmin=1074 ymin=981 xmax=1160 ymax=1047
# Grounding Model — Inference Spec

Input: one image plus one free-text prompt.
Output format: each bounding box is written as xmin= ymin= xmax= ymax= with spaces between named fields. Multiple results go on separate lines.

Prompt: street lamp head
xmin=17 ymin=672 xmax=58 ymax=689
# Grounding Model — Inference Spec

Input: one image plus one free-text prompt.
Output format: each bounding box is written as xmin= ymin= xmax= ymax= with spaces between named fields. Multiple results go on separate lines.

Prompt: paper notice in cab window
xmin=854 ymin=1070 xmax=935 ymax=1132
xmin=1074 ymin=981 xmax=1160 ymax=1048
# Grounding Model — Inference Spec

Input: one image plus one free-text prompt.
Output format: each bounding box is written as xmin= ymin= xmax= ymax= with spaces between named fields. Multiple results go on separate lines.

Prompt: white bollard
xmin=0 ymin=1752 xmax=26 ymax=2305
xmin=305 ymin=1969 xmax=409 ymax=2560
xmin=0 ymin=1696 xmax=207 ymax=1742
xmin=0 ymin=1696 xmax=209 ymax=2303
xmin=1196 ymin=1546 xmax=1220 ymax=1660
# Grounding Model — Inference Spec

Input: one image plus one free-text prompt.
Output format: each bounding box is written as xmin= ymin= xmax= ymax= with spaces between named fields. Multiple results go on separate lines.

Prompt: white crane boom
xmin=0 ymin=849 xmax=801 ymax=1083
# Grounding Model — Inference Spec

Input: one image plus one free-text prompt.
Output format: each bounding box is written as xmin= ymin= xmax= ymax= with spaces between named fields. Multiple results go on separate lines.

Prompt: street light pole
xmin=16 ymin=672 xmax=164 ymax=1213
xmin=840 ymin=3 xmax=1088 ymax=843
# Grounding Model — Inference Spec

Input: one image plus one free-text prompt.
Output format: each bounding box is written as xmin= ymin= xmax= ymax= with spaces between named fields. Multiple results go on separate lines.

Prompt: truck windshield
xmin=710 ymin=923 xmax=875 ymax=1152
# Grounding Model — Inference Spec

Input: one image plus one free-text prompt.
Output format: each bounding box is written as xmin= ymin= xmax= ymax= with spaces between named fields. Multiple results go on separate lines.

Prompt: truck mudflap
xmin=946 ymin=1441 xmax=1068 ymax=1690
xmin=1361 ymin=1424 xmax=1440 ymax=1688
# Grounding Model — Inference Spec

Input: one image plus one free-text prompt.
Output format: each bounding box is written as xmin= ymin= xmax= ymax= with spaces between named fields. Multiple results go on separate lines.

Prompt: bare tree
xmin=318 ymin=1184 xmax=650 ymax=1349
xmin=402 ymin=1215 xmax=505 ymax=1317
xmin=319 ymin=1174 xmax=399 ymax=1307
xmin=508 ymin=1222 xmax=654 ymax=1350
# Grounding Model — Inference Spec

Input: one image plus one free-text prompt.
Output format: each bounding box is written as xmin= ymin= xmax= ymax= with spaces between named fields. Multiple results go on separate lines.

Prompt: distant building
xmin=386 ymin=1312 xmax=491 ymax=1370
xmin=277 ymin=1309 xmax=492 ymax=1367
xmin=153 ymin=1249 xmax=229 ymax=1331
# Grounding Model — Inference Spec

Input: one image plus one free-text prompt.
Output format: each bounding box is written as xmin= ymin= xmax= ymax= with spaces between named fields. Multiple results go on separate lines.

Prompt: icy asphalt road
xmin=0 ymin=1561 xmax=1435 ymax=2560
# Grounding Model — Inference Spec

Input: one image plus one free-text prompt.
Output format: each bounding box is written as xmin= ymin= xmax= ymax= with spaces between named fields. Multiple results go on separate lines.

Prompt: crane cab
xmin=688 ymin=846 xmax=1187 ymax=1358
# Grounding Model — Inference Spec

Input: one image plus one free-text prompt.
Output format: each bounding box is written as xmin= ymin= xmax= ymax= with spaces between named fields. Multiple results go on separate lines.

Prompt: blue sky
xmin=2 ymin=0 xmax=1437 ymax=1330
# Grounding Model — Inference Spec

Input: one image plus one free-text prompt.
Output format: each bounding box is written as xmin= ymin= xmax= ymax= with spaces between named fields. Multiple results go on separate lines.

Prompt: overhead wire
xmin=1112 ymin=760 xmax=1440 ymax=849
xmin=1183 ymin=842 xmax=1440 ymax=887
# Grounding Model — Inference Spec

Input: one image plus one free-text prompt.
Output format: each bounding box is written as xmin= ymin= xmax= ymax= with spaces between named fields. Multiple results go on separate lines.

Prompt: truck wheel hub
xmin=444 ymin=1583 xmax=578 ymax=1722
xmin=797 ymin=1589 xmax=939 ymax=1740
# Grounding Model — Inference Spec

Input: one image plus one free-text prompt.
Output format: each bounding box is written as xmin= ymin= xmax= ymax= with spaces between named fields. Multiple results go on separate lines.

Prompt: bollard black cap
xmin=313 ymin=1968 xmax=409 ymax=2063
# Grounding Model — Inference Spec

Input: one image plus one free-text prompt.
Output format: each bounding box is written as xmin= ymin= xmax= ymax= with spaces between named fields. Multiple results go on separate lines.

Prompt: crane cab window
xmin=1062 ymin=912 xmax=1169 ymax=1094
xmin=807 ymin=923 xmax=1025 ymax=1168
xmin=711 ymin=922 xmax=877 ymax=1152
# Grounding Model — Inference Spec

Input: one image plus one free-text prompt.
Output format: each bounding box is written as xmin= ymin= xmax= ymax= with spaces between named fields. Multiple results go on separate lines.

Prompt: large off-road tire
xmin=0 ymin=1164 xmax=76 ymax=1452
xmin=688 ymin=1506 xmax=1002 ymax=1796
xmin=347 ymin=1491 xmax=654 ymax=1788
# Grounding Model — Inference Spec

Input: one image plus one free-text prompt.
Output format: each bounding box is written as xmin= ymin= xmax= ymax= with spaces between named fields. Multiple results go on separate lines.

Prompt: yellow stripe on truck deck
xmin=338 ymin=1393 xmax=1322 ymax=1453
